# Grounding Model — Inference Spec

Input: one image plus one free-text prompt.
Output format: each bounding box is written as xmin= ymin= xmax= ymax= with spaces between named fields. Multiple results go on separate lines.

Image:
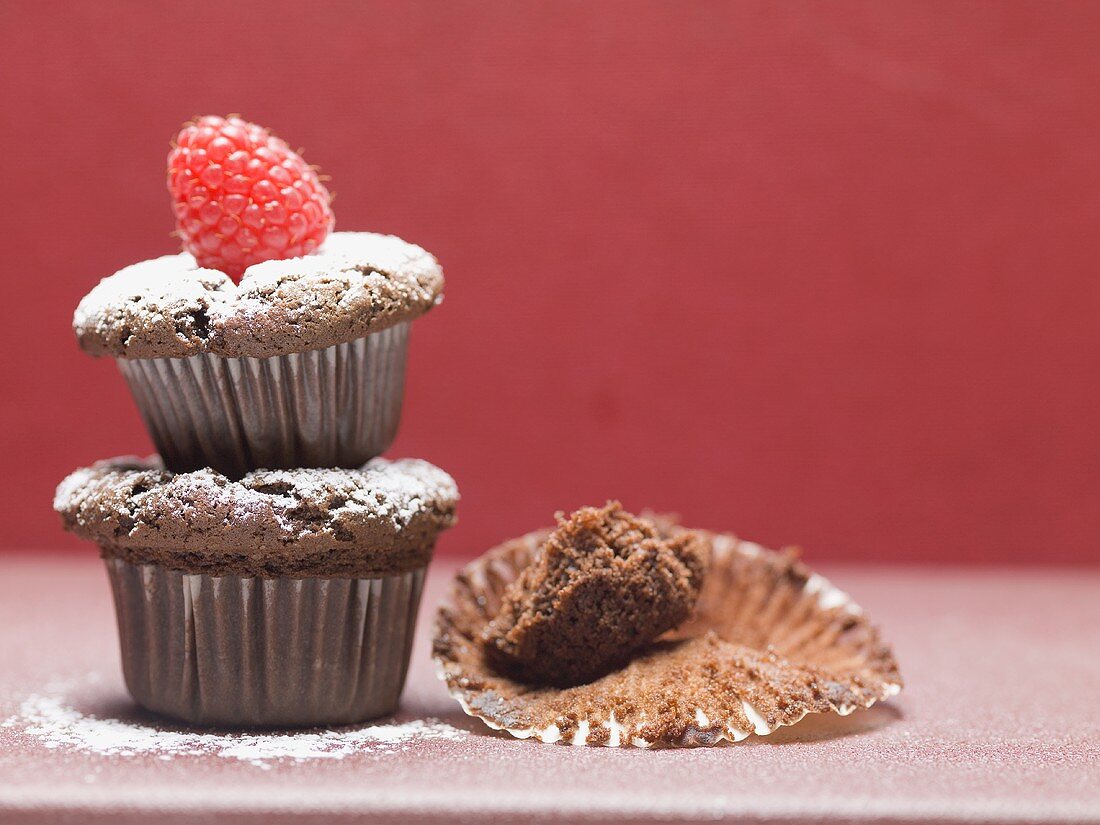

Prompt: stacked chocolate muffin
xmin=55 ymin=232 xmax=458 ymax=727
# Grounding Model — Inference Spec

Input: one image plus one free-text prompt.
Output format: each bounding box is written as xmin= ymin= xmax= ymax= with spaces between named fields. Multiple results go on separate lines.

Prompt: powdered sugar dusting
xmin=53 ymin=455 xmax=459 ymax=560
xmin=73 ymin=231 xmax=444 ymax=359
xmin=6 ymin=680 xmax=468 ymax=770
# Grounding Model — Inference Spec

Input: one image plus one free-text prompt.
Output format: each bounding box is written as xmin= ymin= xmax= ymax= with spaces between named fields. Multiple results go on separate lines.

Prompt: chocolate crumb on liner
xmin=433 ymin=523 xmax=902 ymax=748
xmin=55 ymin=456 xmax=458 ymax=727
xmin=482 ymin=503 xmax=708 ymax=687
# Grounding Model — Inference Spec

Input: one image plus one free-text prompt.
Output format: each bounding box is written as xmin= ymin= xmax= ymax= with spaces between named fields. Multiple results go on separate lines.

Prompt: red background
xmin=1 ymin=1 xmax=1097 ymax=564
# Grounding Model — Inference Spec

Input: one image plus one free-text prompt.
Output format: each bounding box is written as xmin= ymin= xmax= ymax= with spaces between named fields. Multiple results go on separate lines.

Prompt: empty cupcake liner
xmin=117 ymin=323 xmax=409 ymax=477
xmin=433 ymin=530 xmax=902 ymax=748
xmin=106 ymin=557 xmax=425 ymax=727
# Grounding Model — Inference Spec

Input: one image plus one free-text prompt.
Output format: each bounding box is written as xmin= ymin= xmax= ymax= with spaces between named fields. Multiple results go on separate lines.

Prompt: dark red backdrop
xmin=2 ymin=1 xmax=1097 ymax=564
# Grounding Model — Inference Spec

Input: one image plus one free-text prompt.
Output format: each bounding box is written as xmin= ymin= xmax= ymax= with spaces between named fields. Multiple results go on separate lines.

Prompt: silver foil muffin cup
xmin=116 ymin=323 xmax=409 ymax=477
xmin=105 ymin=557 xmax=426 ymax=728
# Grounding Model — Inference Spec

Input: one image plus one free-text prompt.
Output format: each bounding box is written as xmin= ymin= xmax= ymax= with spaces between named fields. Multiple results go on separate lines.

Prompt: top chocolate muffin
xmin=73 ymin=231 xmax=444 ymax=359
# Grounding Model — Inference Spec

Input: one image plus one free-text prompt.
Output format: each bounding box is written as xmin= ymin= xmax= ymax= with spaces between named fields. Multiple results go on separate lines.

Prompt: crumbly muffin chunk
xmin=481 ymin=502 xmax=707 ymax=686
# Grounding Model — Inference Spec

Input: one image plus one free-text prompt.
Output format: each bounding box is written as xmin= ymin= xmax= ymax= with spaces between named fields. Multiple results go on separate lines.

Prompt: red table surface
xmin=0 ymin=554 xmax=1097 ymax=824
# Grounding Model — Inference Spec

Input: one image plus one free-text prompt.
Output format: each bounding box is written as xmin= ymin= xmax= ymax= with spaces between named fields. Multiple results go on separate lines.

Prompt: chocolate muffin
xmin=55 ymin=455 xmax=458 ymax=727
xmin=482 ymin=503 xmax=707 ymax=686
xmin=72 ymin=232 xmax=445 ymax=477
xmin=434 ymin=520 xmax=902 ymax=748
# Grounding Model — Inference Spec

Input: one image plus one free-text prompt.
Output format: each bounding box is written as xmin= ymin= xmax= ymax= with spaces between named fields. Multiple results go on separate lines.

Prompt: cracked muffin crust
xmin=482 ymin=503 xmax=708 ymax=686
xmin=54 ymin=456 xmax=459 ymax=578
xmin=73 ymin=231 xmax=445 ymax=359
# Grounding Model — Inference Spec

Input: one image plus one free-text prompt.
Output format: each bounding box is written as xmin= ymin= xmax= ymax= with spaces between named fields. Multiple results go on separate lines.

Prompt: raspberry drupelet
xmin=168 ymin=115 xmax=334 ymax=279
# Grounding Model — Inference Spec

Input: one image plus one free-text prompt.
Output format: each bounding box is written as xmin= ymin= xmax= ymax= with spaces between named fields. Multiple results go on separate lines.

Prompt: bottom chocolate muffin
xmin=54 ymin=456 xmax=458 ymax=727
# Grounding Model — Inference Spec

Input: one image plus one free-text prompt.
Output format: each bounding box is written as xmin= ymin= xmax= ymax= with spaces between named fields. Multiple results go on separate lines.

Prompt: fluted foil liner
xmin=433 ymin=531 xmax=902 ymax=747
xmin=117 ymin=324 xmax=409 ymax=477
xmin=106 ymin=558 xmax=425 ymax=727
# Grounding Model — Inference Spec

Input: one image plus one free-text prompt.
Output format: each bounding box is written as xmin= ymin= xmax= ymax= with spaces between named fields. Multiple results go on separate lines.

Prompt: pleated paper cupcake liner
xmin=433 ymin=529 xmax=902 ymax=747
xmin=117 ymin=323 xmax=409 ymax=478
xmin=106 ymin=557 xmax=425 ymax=728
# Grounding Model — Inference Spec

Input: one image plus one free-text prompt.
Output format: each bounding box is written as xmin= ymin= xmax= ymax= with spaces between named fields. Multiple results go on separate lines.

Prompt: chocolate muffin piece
xmin=482 ymin=502 xmax=707 ymax=686
xmin=73 ymin=231 xmax=444 ymax=359
xmin=434 ymin=526 xmax=904 ymax=748
xmin=54 ymin=455 xmax=459 ymax=578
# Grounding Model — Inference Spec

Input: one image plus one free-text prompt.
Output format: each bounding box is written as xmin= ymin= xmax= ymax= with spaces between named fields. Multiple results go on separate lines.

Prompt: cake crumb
xmin=482 ymin=502 xmax=707 ymax=686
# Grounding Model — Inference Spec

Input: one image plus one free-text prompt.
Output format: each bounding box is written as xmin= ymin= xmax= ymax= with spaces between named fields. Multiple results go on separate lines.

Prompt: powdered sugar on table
xmin=4 ymin=676 xmax=468 ymax=770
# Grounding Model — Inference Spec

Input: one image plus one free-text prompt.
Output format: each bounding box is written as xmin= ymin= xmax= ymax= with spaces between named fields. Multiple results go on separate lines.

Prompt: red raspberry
xmin=167 ymin=115 xmax=334 ymax=279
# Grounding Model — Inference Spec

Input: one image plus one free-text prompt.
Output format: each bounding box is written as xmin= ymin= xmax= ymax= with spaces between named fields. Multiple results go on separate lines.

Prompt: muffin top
xmin=73 ymin=231 xmax=444 ymax=359
xmin=54 ymin=456 xmax=459 ymax=577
